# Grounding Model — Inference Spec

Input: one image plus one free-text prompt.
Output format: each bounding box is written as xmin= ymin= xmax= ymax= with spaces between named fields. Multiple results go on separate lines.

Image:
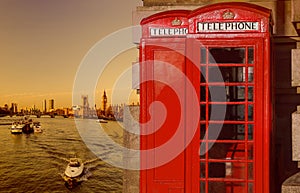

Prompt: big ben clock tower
xmin=102 ymin=90 xmax=107 ymax=116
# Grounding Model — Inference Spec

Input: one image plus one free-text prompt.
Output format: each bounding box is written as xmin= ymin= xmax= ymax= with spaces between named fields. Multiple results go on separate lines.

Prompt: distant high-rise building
xmin=10 ymin=103 xmax=17 ymax=113
xmin=49 ymin=99 xmax=54 ymax=111
xmin=44 ymin=99 xmax=47 ymax=113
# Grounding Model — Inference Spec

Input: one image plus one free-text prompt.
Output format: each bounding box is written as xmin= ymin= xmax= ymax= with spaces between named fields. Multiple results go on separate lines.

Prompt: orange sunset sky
xmin=0 ymin=0 xmax=141 ymax=110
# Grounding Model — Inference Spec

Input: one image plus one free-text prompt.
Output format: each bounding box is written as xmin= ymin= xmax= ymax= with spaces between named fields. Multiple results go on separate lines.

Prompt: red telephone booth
xmin=139 ymin=3 xmax=273 ymax=193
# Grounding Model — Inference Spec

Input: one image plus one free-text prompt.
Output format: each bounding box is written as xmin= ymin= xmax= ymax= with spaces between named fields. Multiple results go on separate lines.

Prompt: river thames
xmin=0 ymin=116 xmax=124 ymax=193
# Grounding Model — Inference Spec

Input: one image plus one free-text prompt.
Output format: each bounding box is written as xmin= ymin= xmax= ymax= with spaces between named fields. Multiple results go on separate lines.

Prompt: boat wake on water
xmin=83 ymin=157 xmax=100 ymax=165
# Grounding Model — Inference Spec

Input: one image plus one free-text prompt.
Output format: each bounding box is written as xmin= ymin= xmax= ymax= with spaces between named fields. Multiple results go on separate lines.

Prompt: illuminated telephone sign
xmin=140 ymin=2 xmax=273 ymax=193
xmin=197 ymin=21 xmax=259 ymax=32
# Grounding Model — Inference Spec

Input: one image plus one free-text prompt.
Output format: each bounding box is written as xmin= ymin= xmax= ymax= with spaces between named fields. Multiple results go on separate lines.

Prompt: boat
xmin=10 ymin=121 xmax=24 ymax=134
xmin=10 ymin=116 xmax=35 ymax=134
xmin=98 ymin=119 xmax=108 ymax=123
xmin=62 ymin=158 xmax=85 ymax=188
xmin=33 ymin=122 xmax=42 ymax=133
xmin=21 ymin=116 xmax=34 ymax=134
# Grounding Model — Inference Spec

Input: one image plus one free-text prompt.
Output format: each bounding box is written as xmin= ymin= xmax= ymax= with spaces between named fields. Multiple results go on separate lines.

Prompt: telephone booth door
xmin=187 ymin=38 xmax=267 ymax=193
xmin=139 ymin=3 xmax=273 ymax=193
xmin=186 ymin=3 xmax=273 ymax=193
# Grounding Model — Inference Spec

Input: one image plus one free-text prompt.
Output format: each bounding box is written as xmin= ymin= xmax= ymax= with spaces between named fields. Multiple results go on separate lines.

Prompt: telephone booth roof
xmin=140 ymin=10 xmax=190 ymax=25
xmin=189 ymin=2 xmax=272 ymax=20
xmin=140 ymin=2 xmax=273 ymax=37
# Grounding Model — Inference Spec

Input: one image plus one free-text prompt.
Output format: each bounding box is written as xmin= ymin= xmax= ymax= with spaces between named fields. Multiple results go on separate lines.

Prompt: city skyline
xmin=0 ymin=0 xmax=141 ymax=109
xmin=0 ymin=89 xmax=139 ymax=111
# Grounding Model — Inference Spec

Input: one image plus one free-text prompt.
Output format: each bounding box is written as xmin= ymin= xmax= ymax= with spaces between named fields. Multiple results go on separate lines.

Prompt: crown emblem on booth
xmin=222 ymin=10 xmax=235 ymax=19
xmin=171 ymin=17 xmax=182 ymax=26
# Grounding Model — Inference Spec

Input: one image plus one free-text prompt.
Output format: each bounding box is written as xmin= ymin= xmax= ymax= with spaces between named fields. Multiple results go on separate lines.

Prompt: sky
xmin=0 ymin=0 xmax=142 ymax=110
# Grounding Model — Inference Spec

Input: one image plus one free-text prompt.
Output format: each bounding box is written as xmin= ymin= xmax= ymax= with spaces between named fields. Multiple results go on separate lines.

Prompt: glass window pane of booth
xmin=200 ymin=46 xmax=255 ymax=193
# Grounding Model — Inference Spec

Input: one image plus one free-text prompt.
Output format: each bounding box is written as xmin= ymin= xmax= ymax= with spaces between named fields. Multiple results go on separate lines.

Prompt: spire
xmin=102 ymin=90 xmax=108 ymax=116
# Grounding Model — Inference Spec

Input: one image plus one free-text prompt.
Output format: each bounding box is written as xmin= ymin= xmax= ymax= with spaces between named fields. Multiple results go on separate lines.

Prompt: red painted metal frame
xmin=140 ymin=2 xmax=273 ymax=193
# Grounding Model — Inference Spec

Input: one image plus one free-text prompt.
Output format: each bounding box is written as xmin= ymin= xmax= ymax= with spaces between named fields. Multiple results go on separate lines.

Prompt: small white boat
xmin=11 ymin=121 xmax=24 ymax=134
xmin=33 ymin=122 xmax=42 ymax=133
xmin=98 ymin=119 xmax=108 ymax=123
xmin=63 ymin=158 xmax=84 ymax=188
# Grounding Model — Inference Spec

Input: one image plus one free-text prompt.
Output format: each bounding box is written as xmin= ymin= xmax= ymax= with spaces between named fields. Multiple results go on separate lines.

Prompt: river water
xmin=0 ymin=117 xmax=124 ymax=193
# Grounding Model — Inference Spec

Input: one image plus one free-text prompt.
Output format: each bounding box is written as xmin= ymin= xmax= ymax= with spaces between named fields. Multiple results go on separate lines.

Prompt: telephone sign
xmin=149 ymin=27 xmax=188 ymax=36
xmin=197 ymin=21 xmax=259 ymax=32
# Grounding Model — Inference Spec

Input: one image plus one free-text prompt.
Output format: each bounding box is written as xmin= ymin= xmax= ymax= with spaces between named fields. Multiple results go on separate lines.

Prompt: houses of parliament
xmin=73 ymin=90 xmax=124 ymax=121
